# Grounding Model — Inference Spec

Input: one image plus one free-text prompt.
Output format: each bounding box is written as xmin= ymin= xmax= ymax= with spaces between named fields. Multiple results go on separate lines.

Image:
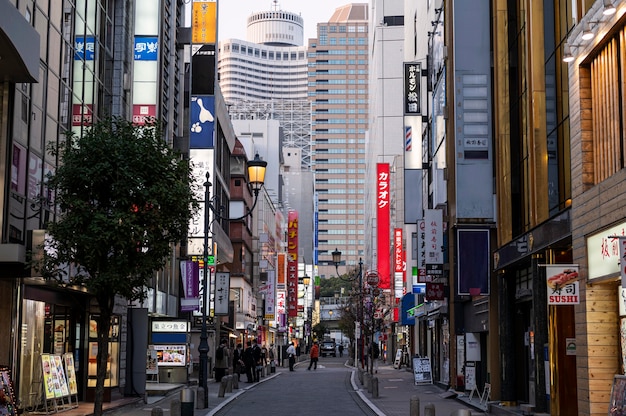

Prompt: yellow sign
xmin=192 ymin=0 xmax=217 ymax=44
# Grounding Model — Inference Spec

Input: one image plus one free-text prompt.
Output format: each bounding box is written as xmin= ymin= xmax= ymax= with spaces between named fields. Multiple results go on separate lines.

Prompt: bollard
xmin=218 ymin=377 xmax=227 ymax=397
xmin=358 ymin=369 xmax=364 ymax=385
xmin=151 ymin=407 xmax=163 ymax=416
xmin=232 ymin=375 xmax=239 ymax=390
xmin=424 ymin=402 xmax=435 ymax=416
xmin=365 ymin=373 xmax=372 ymax=392
xmin=410 ymin=395 xmax=420 ymax=416
xmin=371 ymin=376 xmax=379 ymax=398
xmin=180 ymin=387 xmax=194 ymax=416
xmin=196 ymin=386 xmax=205 ymax=409
xmin=170 ymin=397 xmax=181 ymax=416
xmin=449 ymin=410 xmax=471 ymax=416
xmin=225 ymin=375 xmax=233 ymax=393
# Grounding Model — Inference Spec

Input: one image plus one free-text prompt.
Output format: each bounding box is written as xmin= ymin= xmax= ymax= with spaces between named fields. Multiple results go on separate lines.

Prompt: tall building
xmin=0 ymin=0 xmax=185 ymax=406
xmin=309 ymin=3 xmax=369 ymax=279
xmin=217 ymin=3 xmax=314 ymax=268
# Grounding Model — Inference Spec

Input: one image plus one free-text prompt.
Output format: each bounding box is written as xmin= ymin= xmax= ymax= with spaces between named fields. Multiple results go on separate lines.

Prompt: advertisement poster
xmin=545 ymin=264 xmax=580 ymax=305
xmin=63 ymin=353 xmax=78 ymax=395
xmin=147 ymin=346 xmax=158 ymax=375
xmin=41 ymin=354 xmax=56 ymax=400
xmin=154 ymin=345 xmax=186 ymax=367
xmin=53 ymin=355 xmax=70 ymax=397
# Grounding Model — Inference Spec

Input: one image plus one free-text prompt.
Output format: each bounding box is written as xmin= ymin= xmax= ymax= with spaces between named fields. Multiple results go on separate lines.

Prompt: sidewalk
xmin=53 ymin=358 xmax=523 ymax=416
xmin=351 ymin=362 xmax=488 ymax=416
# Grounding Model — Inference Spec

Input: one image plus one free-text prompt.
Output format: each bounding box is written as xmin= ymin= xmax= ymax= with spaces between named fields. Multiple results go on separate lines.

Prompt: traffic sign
xmin=366 ymin=271 xmax=379 ymax=286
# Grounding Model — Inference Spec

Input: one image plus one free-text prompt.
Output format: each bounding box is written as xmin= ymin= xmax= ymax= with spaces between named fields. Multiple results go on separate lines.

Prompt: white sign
xmin=545 ymin=265 xmax=579 ymax=305
xmin=424 ymin=209 xmax=443 ymax=265
xmin=586 ymin=222 xmax=626 ymax=280
xmin=619 ymin=237 xmax=626 ymax=288
xmin=214 ymin=272 xmax=230 ymax=315
xmin=152 ymin=321 xmax=188 ymax=332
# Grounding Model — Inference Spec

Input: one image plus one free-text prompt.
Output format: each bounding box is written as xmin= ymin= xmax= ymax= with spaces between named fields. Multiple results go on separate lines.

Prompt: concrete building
xmin=0 ymin=0 xmax=186 ymax=406
xmin=310 ymin=3 xmax=369 ymax=280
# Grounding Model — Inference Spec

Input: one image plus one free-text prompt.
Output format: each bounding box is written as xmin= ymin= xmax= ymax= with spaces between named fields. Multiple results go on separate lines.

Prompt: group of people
xmin=229 ymin=340 xmax=275 ymax=383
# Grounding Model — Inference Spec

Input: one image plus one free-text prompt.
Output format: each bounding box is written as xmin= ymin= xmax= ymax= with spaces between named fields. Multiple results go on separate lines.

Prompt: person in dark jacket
xmin=233 ymin=343 xmax=244 ymax=381
xmin=252 ymin=339 xmax=262 ymax=381
xmin=243 ymin=341 xmax=255 ymax=383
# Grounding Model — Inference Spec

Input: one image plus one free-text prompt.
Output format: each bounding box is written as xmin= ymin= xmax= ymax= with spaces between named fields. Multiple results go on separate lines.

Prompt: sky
xmin=217 ymin=0 xmax=352 ymax=42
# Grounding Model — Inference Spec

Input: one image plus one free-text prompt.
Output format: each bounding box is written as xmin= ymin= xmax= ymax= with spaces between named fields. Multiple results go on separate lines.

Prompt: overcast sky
xmin=217 ymin=0 xmax=353 ymax=42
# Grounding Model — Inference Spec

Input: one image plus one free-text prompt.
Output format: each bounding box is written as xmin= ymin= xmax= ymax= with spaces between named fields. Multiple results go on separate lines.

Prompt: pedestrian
xmin=286 ymin=342 xmax=296 ymax=371
xmin=243 ymin=341 xmax=255 ymax=383
xmin=269 ymin=343 xmax=276 ymax=373
xmin=233 ymin=343 xmax=244 ymax=381
xmin=252 ymin=339 xmax=262 ymax=381
xmin=371 ymin=342 xmax=380 ymax=373
xmin=214 ymin=339 xmax=229 ymax=382
xmin=338 ymin=343 xmax=344 ymax=357
xmin=308 ymin=341 xmax=319 ymax=370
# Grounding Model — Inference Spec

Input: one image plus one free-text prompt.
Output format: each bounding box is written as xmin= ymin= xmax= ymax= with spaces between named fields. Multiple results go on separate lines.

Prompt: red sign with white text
xmin=287 ymin=211 xmax=299 ymax=317
xmin=377 ymin=164 xmax=390 ymax=289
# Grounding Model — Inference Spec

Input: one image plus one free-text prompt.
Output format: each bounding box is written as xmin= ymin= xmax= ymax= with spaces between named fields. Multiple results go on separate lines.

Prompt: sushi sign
xmin=545 ymin=265 xmax=579 ymax=305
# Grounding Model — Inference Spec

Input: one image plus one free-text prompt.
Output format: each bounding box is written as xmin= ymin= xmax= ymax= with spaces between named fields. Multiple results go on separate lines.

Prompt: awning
xmin=0 ymin=0 xmax=40 ymax=83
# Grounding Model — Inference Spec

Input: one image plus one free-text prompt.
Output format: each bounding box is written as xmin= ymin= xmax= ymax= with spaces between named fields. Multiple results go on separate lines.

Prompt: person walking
xmin=243 ymin=341 xmax=255 ymax=383
xmin=338 ymin=343 xmax=344 ymax=357
xmin=308 ymin=341 xmax=319 ymax=370
xmin=268 ymin=343 xmax=276 ymax=373
xmin=286 ymin=342 xmax=296 ymax=371
xmin=252 ymin=339 xmax=262 ymax=381
xmin=371 ymin=341 xmax=380 ymax=373
xmin=214 ymin=339 xmax=229 ymax=382
xmin=233 ymin=343 xmax=244 ymax=381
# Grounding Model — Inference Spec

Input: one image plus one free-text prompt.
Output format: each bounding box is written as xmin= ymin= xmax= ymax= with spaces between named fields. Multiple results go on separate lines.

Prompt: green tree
xmin=39 ymin=118 xmax=197 ymax=416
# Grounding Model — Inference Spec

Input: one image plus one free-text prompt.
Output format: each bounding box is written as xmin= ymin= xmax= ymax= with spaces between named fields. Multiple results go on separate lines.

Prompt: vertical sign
xmin=180 ymin=260 xmax=199 ymax=312
xmin=417 ymin=220 xmax=429 ymax=285
xmin=192 ymin=0 xmax=217 ymax=44
xmin=287 ymin=211 xmax=299 ymax=317
xmin=264 ymin=270 xmax=276 ymax=320
xmin=214 ymin=272 xmax=230 ymax=315
xmin=620 ymin=237 xmax=626 ymax=288
xmin=394 ymin=228 xmax=404 ymax=299
xmin=425 ymin=209 xmax=443 ymax=280
xmin=404 ymin=62 xmax=421 ymax=115
xmin=377 ymin=163 xmax=391 ymax=290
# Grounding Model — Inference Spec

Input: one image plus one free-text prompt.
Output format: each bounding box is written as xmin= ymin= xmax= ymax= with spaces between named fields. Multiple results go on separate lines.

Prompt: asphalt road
xmin=213 ymin=356 xmax=379 ymax=416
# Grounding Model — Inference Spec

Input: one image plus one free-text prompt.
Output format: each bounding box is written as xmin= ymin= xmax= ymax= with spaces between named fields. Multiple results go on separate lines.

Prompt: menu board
xmin=0 ymin=367 xmax=16 ymax=416
xmin=412 ymin=357 xmax=433 ymax=384
xmin=42 ymin=354 xmax=73 ymax=400
xmin=154 ymin=345 xmax=186 ymax=367
xmin=63 ymin=353 xmax=78 ymax=395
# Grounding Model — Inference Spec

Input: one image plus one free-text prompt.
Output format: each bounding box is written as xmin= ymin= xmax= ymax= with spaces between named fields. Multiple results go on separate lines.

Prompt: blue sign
xmin=74 ymin=36 xmax=95 ymax=61
xmin=134 ymin=36 xmax=159 ymax=61
xmin=190 ymin=95 xmax=215 ymax=149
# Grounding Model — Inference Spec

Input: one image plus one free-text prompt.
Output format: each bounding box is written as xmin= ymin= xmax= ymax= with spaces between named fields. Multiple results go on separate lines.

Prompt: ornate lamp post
xmin=332 ymin=248 xmax=363 ymax=369
xmin=198 ymin=154 xmax=267 ymax=407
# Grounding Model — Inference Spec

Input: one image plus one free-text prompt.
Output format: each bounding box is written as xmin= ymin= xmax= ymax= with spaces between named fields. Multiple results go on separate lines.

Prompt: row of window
xmin=316 ymin=178 xmax=364 ymax=184
xmin=219 ymin=57 xmax=307 ymax=71
xmin=312 ymin=49 xmax=367 ymax=55
xmin=328 ymin=38 xmax=367 ymax=46
xmin=222 ymin=43 xmax=306 ymax=60
xmin=314 ymin=99 xmax=368 ymax=104
xmin=319 ymin=25 xmax=367 ymax=33
xmin=316 ymin=148 xmax=366 ymax=154
xmin=319 ymin=219 xmax=364 ymax=225
xmin=316 ymin=138 xmax=366 ymax=144
xmin=248 ymin=11 xmax=303 ymax=25
xmin=314 ymin=128 xmax=367 ymax=134
xmin=312 ymin=80 xmax=367 ymax=85
xmin=311 ymin=70 xmax=368 ymax=75
xmin=312 ymin=89 xmax=368 ymax=95
xmin=315 ymin=169 xmax=366 ymax=174
xmin=314 ymin=119 xmax=367 ymax=125
xmin=311 ymin=60 xmax=368 ymax=65
xmin=319 ymin=229 xmax=363 ymax=235
xmin=318 ymin=189 xmax=364 ymax=194
xmin=315 ymin=109 xmax=367 ymax=114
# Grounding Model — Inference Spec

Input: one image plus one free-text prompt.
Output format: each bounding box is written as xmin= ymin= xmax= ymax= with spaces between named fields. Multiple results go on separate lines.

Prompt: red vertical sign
xmin=377 ymin=163 xmax=391 ymax=289
xmin=287 ymin=211 xmax=299 ymax=317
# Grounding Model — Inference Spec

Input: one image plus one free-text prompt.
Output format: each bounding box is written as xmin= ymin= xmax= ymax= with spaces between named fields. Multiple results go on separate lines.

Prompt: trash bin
xmin=181 ymin=388 xmax=194 ymax=416
xmin=270 ymin=360 xmax=276 ymax=373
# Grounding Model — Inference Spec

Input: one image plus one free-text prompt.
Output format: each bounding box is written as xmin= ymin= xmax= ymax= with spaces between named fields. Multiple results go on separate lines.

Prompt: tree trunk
xmin=93 ymin=306 xmax=112 ymax=416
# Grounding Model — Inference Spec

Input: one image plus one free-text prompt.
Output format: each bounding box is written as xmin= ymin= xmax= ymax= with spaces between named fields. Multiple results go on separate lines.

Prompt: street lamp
xmin=198 ymin=153 xmax=267 ymax=407
xmin=332 ymin=249 xmax=364 ymax=369
xmin=303 ymin=275 xmax=310 ymax=344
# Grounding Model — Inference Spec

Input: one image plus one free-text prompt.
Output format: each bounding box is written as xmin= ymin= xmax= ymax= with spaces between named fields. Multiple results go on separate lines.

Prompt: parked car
xmin=320 ymin=341 xmax=336 ymax=357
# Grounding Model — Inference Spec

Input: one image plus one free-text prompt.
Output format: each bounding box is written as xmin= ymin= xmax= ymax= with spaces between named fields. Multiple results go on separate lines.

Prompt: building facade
xmin=310 ymin=3 xmax=369 ymax=280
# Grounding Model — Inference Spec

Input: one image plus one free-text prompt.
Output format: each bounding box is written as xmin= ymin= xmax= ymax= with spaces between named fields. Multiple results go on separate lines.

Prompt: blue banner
xmin=134 ymin=36 xmax=159 ymax=61
xmin=190 ymin=95 xmax=215 ymax=149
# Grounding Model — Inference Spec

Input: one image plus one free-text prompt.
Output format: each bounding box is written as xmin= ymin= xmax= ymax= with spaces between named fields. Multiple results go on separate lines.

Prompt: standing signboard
xmin=412 ymin=357 xmax=433 ymax=384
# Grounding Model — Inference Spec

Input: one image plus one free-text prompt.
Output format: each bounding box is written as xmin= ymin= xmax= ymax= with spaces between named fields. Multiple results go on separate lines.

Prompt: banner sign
xmin=214 ymin=272 xmax=230 ymax=315
xmin=545 ymin=264 xmax=579 ymax=305
xmin=180 ymin=260 xmax=200 ymax=312
xmin=404 ymin=62 xmax=421 ymax=115
xmin=287 ymin=211 xmax=299 ymax=317
xmin=377 ymin=163 xmax=391 ymax=289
